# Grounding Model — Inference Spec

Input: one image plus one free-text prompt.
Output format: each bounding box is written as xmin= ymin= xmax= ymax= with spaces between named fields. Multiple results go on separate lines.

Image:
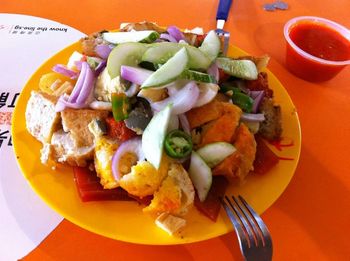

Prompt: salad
xmin=25 ymin=22 xmax=282 ymax=236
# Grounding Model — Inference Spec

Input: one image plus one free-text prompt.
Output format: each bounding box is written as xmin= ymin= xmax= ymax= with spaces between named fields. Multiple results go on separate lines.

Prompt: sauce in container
xmin=284 ymin=16 xmax=350 ymax=81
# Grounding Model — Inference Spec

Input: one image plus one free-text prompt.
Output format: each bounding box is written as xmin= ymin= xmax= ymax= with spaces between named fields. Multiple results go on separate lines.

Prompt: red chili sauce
xmin=286 ymin=22 xmax=350 ymax=81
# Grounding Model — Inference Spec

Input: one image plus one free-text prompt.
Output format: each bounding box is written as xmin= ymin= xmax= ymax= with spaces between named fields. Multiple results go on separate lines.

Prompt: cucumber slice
xmin=107 ymin=42 xmax=147 ymax=78
xmin=141 ymin=47 xmax=189 ymax=88
xmin=103 ymin=30 xmax=159 ymax=44
xmin=142 ymin=104 xmax=172 ymax=169
xmin=180 ymin=70 xmax=216 ymax=83
xmin=216 ymin=58 xmax=258 ymax=80
xmin=196 ymin=142 xmax=236 ymax=168
xmin=142 ymin=42 xmax=211 ymax=70
xmin=199 ymin=30 xmax=221 ymax=62
xmin=188 ymin=151 xmax=212 ymax=202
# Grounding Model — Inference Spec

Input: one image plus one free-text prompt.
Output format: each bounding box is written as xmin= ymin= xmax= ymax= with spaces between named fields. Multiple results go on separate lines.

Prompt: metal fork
xmin=222 ymin=195 xmax=273 ymax=261
xmin=215 ymin=0 xmax=233 ymax=55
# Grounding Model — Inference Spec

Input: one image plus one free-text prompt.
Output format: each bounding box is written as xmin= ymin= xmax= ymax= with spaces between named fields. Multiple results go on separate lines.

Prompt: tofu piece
xmin=233 ymin=123 xmax=257 ymax=179
xmin=61 ymin=108 xmax=109 ymax=147
xmin=80 ymin=31 xmax=105 ymax=57
xmin=120 ymin=21 xmax=166 ymax=33
xmin=167 ymin=163 xmax=195 ymax=215
xmin=50 ymin=130 xmax=94 ymax=167
xmin=25 ymin=91 xmax=60 ymax=143
xmin=40 ymin=142 xmax=54 ymax=165
xmin=213 ymin=123 xmax=256 ymax=180
xmin=258 ymin=98 xmax=282 ymax=141
xmin=186 ymin=99 xmax=224 ymax=129
xmin=155 ymin=213 xmax=186 ymax=235
xmin=199 ymin=103 xmax=241 ymax=147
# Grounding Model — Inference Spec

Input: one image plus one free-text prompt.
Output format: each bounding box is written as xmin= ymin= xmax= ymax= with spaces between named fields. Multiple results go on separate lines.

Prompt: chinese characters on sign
xmin=0 ymin=92 xmax=19 ymax=108
xmin=0 ymin=130 xmax=12 ymax=148
xmin=0 ymin=91 xmax=20 ymax=149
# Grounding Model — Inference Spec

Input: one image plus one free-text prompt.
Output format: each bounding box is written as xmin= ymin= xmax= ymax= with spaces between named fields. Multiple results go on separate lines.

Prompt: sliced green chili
xmin=231 ymin=92 xmax=254 ymax=113
xmin=111 ymin=92 xmax=130 ymax=121
xmin=220 ymin=84 xmax=241 ymax=95
xmin=164 ymin=130 xmax=193 ymax=159
xmin=220 ymin=83 xmax=254 ymax=112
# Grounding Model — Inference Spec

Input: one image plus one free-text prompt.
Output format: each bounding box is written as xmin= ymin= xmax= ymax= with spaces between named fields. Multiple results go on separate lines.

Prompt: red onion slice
xmin=194 ymin=83 xmax=219 ymax=108
xmin=55 ymin=94 xmax=86 ymax=112
xmin=250 ymin=90 xmax=264 ymax=99
xmin=74 ymin=60 xmax=83 ymax=71
xmin=52 ymin=64 xmax=78 ymax=79
xmin=95 ymin=61 xmax=106 ymax=76
xmin=89 ymin=100 xmax=112 ymax=110
xmin=251 ymin=91 xmax=265 ymax=113
xmin=111 ymin=137 xmax=145 ymax=181
xmin=68 ymin=62 xmax=88 ymax=102
xmin=120 ymin=66 xmax=153 ymax=85
xmin=167 ymin=26 xmax=186 ymax=42
xmin=160 ymin=33 xmax=177 ymax=43
xmin=95 ymin=44 xmax=113 ymax=59
xmin=241 ymin=113 xmax=265 ymax=122
xmin=76 ymin=62 xmax=95 ymax=104
xmin=207 ymin=62 xmax=219 ymax=83
xmin=165 ymin=79 xmax=189 ymax=96
xmin=125 ymin=83 xmax=140 ymax=97
xmin=55 ymin=62 xmax=95 ymax=112
xmin=151 ymin=81 xmax=200 ymax=115
xmin=179 ymin=113 xmax=190 ymax=134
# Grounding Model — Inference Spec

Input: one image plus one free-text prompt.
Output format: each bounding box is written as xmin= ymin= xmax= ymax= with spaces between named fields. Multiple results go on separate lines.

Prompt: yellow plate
xmin=12 ymin=42 xmax=301 ymax=245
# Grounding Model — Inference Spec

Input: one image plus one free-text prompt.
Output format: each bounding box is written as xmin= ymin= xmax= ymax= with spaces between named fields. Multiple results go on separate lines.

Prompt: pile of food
xmin=25 ymin=22 xmax=282 ymax=236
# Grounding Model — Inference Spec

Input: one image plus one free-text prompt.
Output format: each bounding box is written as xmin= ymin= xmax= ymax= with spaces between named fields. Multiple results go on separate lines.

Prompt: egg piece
xmin=143 ymin=163 xmax=194 ymax=216
xmin=94 ymin=68 xmax=129 ymax=102
xmin=119 ymin=157 xmax=169 ymax=198
xmin=94 ymin=136 xmax=119 ymax=189
xmin=143 ymin=173 xmax=182 ymax=214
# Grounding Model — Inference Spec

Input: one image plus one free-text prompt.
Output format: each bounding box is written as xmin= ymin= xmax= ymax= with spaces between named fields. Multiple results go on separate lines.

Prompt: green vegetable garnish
xmin=220 ymin=85 xmax=254 ymax=113
xmin=164 ymin=130 xmax=193 ymax=159
xmin=111 ymin=92 xmax=130 ymax=121
xmin=231 ymin=92 xmax=254 ymax=113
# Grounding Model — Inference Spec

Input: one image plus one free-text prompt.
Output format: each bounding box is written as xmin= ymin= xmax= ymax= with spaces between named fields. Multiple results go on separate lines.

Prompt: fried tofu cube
xmin=213 ymin=123 xmax=256 ymax=180
xmin=155 ymin=213 xmax=186 ymax=235
xmin=186 ymin=99 xmax=224 ymax=129
xmin=199 ymin=103 xmax=241 ymax=147
xmin=25 ymin=91 xmax=60 ymax=143
xmin=50 ymin=130 xmax=94 ymax=167
xmin=61 ymin=108 xmax=109 ymax=147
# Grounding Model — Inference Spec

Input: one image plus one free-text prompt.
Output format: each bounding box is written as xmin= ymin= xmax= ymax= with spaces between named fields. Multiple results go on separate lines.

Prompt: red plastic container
xmin=284 ymin=16 xmax=350 ymax=82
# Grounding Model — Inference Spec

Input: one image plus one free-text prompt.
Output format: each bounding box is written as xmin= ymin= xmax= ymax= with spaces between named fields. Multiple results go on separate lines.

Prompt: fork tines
xmin=215 ymin=29 xmax=230 ymax=56
xmin=222 ymin=195 xmax=273 ymax=260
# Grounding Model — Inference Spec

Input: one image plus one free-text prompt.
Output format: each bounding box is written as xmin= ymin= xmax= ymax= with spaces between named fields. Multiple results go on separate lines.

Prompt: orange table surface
xmin=3 ymin=0 xmax=350 ymax=260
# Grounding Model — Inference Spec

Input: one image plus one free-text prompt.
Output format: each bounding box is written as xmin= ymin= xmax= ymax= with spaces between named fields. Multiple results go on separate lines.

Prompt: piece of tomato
xmin=218 ymin=68 xmax=231 ymax=84
xmin=105 ymin=116 xmax=137 ymax=142
xmin=252 ymin=135 xmax=279 ymax=175
xmin=73 ymin=167 xmax=132 ymax=202
xmin=73 ymin=167 xmax=152 ymax=205
xmin=194 ymin=176 xmax=229 ymax=222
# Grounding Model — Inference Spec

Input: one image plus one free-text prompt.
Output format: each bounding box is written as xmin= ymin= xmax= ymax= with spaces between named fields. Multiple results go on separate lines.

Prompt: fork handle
xmin=216 ymin=0 xmax=233 ymax=21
